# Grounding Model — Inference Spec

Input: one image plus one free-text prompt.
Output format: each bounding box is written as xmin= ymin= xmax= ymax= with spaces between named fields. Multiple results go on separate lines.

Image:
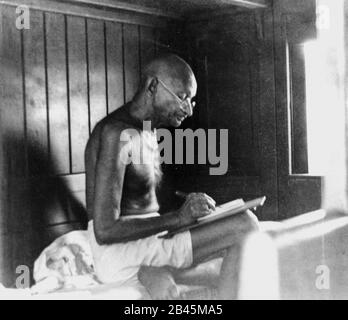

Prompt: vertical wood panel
xmin=0 ymin=5 xmax=26 ymax=286
xmin=46 ymin=13 xmax=70 ymax=174
xmin=67 ymin=16 xmax=89 ymax=173
xmin=154 ymin=27 xmax=168 ymax=56
xmin=23 ymin=10 xmax=48 ymax=176
xmin=123 ymin=24 xmax=140 ymax=102
xmin=0 ymin=3 xmax=165 ymax=285
xmin=248 ymin=15 xmax=262 ymax=175
xmin=140 ymin=26 xmax=156 ymax=76
xmin=13 ymin=8 xmax=47 ymax=282
xmin=105 ymin=21 xmax=124 ymax=113
xmin=0 ymin=233 xmax=11 ymax=287
xmin=0 ymin=102 xmax=3 ymax=284
xmin=289 ymin=44 xmax=308 ymax=174
xmin=0 ymin=6 xmax=26 ymax=177
xmin=207 ymin=41 xmax=255 ymax=173
xmin=258 ymin=10 xmax=279 ymax=220
xmin=87 ymin=19 xmax=107 ymax=132
xmin=0 ymin=232 xmax=6 ymax=285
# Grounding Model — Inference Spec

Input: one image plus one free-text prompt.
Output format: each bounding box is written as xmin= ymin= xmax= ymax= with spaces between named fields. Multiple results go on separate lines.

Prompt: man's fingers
xmin=186 ymin=192 xmax=216 ymax=209
xmin=197 ymin=193 xmax=216 ymax=210
xmin=201 ymin=204 xmax=214 ymax=213
xmin=199 ymin=196 xmax=215 ymax=210
xmin=205 ymin=198 xmax=216 ymax=210
xmin=192 ymin=202 xmax=211 ymax=213
xmin=196 ymin=207 xmax=213 ymax=218
xmin=204 ymin=194 xmax=216 ymax=206
xmin=196 ymin=194 xmax=215 ymax=208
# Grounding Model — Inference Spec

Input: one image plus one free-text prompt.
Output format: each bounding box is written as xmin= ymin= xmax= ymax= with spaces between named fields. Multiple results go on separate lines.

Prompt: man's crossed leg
xmin=138 ymin=210 xmax=259 ymax=300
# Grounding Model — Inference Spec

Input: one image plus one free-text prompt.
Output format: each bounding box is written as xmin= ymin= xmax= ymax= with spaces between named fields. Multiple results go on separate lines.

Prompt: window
xmin=286 ymin=2 xmax=345 ymax=177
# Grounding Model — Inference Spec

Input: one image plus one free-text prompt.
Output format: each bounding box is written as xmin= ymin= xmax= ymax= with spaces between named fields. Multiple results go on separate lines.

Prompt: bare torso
xmin=85 ymin=104 xmax=162 ymax=221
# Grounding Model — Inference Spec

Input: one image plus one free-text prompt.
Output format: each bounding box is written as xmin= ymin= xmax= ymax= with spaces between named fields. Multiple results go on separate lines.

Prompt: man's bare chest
xmin=126 ymin=131 xmax=162 ymax=185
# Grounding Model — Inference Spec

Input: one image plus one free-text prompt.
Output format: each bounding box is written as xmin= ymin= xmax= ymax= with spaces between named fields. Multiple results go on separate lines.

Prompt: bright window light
xmin=305 ymin=0 xmax=346 ymax=210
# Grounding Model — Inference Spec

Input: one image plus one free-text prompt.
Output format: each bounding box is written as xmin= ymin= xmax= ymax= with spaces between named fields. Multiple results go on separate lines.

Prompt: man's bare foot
xmin=138 ymin=266 xmax=180 ymax=300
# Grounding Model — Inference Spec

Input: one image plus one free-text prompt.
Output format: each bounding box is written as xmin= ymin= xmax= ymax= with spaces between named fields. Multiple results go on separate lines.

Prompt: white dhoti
xmin=88 ymin=214 xmax=193 ymax=286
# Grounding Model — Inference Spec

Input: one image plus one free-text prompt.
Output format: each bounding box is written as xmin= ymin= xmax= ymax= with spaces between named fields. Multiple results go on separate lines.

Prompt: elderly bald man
xmin=85 ymin=54 xmax=259 ymax=299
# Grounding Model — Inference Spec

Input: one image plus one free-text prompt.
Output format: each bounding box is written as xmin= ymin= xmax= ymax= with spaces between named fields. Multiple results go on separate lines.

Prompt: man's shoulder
xmin=96 ymin=112 xmax=140 ymax=142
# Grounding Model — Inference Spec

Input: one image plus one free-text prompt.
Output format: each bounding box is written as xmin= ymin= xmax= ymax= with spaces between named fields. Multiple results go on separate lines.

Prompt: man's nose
xmin=182 ymin=101 xmax=193 ymax=117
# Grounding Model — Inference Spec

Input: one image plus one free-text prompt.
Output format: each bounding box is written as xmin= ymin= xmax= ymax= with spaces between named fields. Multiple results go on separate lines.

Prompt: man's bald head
xmin=133 ymin=54 xmax=197 ymax=128
xmin=142 ymin=54 xmax=196 ymax=89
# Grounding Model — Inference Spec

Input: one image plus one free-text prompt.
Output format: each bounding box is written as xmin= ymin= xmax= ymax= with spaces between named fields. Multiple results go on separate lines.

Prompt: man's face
xmin=154 ymin=77 xmax=197 ymax=128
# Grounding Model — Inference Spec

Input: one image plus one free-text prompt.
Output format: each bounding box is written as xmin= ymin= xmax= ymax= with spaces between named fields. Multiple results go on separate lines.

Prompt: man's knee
xmin=218 ymin=210 xmax=259 ymax=240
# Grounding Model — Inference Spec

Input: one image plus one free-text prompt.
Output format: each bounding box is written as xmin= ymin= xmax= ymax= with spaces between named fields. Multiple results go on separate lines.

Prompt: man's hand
xmin=177 ymin=193 xmax=216 ymax=227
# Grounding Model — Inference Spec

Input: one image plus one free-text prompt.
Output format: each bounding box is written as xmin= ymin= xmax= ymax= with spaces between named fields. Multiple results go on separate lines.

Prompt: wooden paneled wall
xmin=177 ymin=7 xmax=321 ymax=222
xmin=169 ymin=9 xmax=279 ymax=221
xmin=0 ymin=3 xmax=169 ymax=286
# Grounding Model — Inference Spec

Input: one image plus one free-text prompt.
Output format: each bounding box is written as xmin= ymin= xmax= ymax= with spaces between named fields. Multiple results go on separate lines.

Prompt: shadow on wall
xmin=1 ymin=131 xmax=88 ymax=287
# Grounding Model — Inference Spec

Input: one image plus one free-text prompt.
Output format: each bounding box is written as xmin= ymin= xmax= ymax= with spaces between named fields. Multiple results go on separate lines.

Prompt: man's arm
xmin=92 ymin=124 xmax=215 ymax=245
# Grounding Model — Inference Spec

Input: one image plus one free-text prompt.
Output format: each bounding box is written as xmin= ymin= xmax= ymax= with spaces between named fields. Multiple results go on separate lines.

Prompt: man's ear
xmin=146 ymin=77 xmax=158 ymax=96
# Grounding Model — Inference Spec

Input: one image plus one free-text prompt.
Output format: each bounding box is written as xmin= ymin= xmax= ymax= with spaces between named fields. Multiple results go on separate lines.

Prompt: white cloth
xmin=88 ymin=214 xmax=193 ymax=286
xmin=33 ymin=230 xmax=100 ymax=293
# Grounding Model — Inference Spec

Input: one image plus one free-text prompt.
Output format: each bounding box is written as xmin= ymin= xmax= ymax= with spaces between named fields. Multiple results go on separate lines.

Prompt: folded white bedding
xmin=0 ymin=230 xmax=148 ymax=299
xmin=27 ymin=230 xmax=149 ymax=299
xmin=32 ymin=230 xmax=99 ymax=293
